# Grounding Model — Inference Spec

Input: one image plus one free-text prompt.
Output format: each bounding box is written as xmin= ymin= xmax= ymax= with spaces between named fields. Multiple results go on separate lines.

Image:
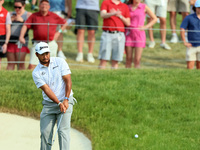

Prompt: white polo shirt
xmin=32 ymin=57 xmax=73 ymax=102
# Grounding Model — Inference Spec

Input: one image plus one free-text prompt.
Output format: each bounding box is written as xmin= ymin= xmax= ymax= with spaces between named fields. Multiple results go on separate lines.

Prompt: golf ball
xmin=134 ymin=134 xmax=139 ymax=138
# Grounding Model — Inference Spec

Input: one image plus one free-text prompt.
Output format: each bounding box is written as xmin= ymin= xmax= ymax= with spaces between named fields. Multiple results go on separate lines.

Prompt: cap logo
xmin=40 ymin=46 xmax=48 ymax=50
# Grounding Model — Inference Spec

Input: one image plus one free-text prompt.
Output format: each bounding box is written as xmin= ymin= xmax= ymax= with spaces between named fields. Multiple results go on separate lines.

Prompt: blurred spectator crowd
xmin=0 ymin=0 xmax=198 ymax=70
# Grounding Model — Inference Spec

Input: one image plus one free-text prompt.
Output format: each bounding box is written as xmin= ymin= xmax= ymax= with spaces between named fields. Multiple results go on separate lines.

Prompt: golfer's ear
xmin=35 ymin=53 xmax=38 ymax=57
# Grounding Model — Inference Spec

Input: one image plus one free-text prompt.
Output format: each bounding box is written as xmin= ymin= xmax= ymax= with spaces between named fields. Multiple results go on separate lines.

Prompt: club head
xmin=47 ymin=142 xmax=52 ymax=146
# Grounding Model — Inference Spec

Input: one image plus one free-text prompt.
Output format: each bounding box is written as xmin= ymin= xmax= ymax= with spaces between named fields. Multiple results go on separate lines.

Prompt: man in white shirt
xmin=32 ymin=42 xmax=76 ymax=150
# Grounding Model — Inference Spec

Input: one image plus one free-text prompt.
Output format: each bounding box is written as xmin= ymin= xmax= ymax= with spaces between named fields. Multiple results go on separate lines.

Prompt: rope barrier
xmin=0 ymin=22 xmax=199 ymax=32
xmin=0 ymin=23 xmax=195 ymax=69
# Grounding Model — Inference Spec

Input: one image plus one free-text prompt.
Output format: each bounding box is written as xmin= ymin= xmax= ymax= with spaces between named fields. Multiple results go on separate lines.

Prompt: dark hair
xmin=14 ymin=0 xmax=26 ymax=5
xmin=193 ymin=6 xmax=196 ymax=12
xmin=127 ymin=0 xmax=133 ymax=4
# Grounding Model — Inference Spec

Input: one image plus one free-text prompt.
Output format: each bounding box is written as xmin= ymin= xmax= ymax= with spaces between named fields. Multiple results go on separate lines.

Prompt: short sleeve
xmin=6 ymin=12 xmax=12 ymax=24
xmin=101 ymin=0 xmax=107 ymax=11
xmin=25 ymin=14 xmax=33 ymax=29
xmin=54 ymin=13 xmax=66 ymax=25
xmin=58 ymin=58 xmax=71 ymax=76
xmin=123 ymin=4 xmax=130 ymax=18
xmin=180 ymin=15 xmax=189 ymax=29
xmin=32 ymin=70 xmax=46 ymax=89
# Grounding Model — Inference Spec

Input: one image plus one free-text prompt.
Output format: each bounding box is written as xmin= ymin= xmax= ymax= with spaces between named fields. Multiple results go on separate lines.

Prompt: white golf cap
xmin=35 ymin=42 xmax=50 ymax=54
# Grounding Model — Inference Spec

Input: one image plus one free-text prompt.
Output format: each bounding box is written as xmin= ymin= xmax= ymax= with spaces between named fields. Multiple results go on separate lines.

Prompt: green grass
xmin=0 ymin=69 xmax=200 ymax=150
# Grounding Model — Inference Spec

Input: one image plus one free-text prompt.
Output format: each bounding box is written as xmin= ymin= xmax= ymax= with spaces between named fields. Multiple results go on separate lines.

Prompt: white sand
xmin=0 ymin=113 xmax=92 ymax=150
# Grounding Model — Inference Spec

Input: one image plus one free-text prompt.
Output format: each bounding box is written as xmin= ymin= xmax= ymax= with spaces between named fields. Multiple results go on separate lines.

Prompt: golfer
xmin=32 ymin=42 xmax=76 ymax=150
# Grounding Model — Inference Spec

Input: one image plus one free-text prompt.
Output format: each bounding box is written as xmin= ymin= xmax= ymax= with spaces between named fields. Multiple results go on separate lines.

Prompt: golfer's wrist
xmin=58 ymin=102 xmax=62 ymax=106
xmin=64 ymin=97 xmax=70 ymax=101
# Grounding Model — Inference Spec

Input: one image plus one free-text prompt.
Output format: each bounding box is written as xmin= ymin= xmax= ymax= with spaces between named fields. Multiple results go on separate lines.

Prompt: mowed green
xmin=0 ymin=69 xmax=200 ymax=150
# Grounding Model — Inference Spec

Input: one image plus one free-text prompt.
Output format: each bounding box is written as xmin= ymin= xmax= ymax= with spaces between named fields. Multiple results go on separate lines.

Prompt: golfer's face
xmin=37 ymin=52 xmax=50 ymax=65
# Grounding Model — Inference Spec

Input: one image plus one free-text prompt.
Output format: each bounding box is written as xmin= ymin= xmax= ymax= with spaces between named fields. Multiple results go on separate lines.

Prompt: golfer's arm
xmin=40 ymin=84 xmax=60 ymax=104
xmin=62 ymin=74 xmax=72 ymax=98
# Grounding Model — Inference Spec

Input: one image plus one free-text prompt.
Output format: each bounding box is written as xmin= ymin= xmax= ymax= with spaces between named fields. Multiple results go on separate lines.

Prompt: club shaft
xmin=51 ymin=113 xmax=64 ymax=146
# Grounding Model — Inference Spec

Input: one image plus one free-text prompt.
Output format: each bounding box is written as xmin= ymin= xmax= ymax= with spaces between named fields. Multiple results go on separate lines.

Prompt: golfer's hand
xmin=59 ymin=103 xmax=66 ymax=113
xmin=63 ymin=99 xmax=69 ymax=110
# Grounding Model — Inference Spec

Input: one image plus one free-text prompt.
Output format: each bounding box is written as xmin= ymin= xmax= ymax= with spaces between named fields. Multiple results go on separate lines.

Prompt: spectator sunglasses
xmin=14 ymin=6 xmax=22 ymax=9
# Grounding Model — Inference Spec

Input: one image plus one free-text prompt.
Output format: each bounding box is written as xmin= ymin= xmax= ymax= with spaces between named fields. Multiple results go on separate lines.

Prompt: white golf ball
xmin=134 ymin=134 xmax=139 ymax=138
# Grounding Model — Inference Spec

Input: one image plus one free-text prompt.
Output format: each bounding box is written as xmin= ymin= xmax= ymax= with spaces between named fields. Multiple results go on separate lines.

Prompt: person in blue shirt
xmin=180 ymin=0 xmax=200 ymax=69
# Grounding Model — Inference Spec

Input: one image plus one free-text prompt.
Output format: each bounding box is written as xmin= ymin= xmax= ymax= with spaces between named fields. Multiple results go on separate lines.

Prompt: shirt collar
xmin=137 ymin=3 xmax=142 ymax=9
xmin=194 ymin=13 xmax=200 ymax=20
xmin=39 ymin=11 xmax=51 ymax=16
xmin=129 ymin=3 xmax=142 ymax=9
xmin=39 ymin=57 xmax=53 ymax=68
xmin=110 ymin=0 xmax=122 ymax=6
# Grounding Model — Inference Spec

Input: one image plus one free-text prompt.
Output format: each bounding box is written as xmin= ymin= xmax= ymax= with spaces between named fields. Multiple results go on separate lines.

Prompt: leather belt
xmin=103 ymin=30 xmax=119 ymax=34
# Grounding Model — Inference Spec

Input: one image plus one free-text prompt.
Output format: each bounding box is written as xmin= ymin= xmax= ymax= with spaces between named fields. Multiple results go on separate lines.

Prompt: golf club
xmin=48 ymin=113 xmax=64 ymax=146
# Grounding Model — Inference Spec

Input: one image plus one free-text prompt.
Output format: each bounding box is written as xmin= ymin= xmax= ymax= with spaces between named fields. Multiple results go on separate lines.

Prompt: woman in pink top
xmin=125 ymin=0 xmax=157 ymax=68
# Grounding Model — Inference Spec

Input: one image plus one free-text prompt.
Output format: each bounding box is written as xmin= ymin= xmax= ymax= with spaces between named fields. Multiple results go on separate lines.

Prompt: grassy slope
xmin=0 ymin=70 xmax=200 ymax=150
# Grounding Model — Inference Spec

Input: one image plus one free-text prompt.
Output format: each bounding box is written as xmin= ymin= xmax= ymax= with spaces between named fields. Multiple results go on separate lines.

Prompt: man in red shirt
xmin=0 ymin=0 xmax=11 ymax=70
xmin=19 ymin=0 xmax=68 ymax=69
xmin=98 ymin=0 xmax=130 ymax=69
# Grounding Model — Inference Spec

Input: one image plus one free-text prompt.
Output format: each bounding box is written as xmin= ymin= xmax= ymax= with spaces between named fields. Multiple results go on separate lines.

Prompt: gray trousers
xmin=40 ymin=97 xmax=75 ymax=150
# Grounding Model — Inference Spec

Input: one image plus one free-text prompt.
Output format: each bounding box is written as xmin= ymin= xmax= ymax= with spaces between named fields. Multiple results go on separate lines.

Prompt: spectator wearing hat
xmin=180 ymin=0 xmax=200 ymax=69
xmin=19 ymin=0 xmax=68 ymax=70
